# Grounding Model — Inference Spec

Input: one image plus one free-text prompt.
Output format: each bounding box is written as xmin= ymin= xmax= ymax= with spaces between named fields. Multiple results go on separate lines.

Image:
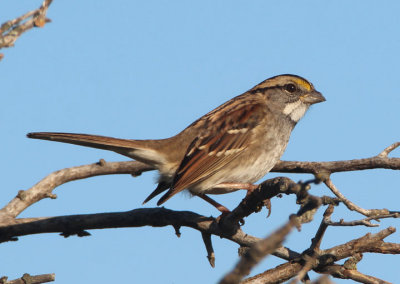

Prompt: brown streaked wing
xmin=156 ymin=102 xmax=266 ymax=205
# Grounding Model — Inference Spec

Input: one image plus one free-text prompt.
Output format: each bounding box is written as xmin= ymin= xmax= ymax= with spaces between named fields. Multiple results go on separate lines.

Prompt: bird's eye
xmin=284 ymin=84 xmax=297 ymax=93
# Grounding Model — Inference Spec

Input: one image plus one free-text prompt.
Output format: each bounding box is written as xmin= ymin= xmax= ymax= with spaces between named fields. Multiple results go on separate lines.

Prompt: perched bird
xmin=27 ymin=74 xmax=325 ymax=212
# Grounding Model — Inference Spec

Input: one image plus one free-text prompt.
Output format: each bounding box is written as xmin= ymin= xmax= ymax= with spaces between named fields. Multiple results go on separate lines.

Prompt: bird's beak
xmin=300 ymin=90 xmax=326 ymax=105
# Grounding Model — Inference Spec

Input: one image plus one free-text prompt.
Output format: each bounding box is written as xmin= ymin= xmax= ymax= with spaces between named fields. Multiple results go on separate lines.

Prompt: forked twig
xmin=324 ymin=178 xmax=389 ymax=217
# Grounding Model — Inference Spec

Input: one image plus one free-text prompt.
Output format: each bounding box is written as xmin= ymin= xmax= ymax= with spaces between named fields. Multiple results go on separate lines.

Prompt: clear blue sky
xmin=1 ymin=1 xmax=399 ymax=283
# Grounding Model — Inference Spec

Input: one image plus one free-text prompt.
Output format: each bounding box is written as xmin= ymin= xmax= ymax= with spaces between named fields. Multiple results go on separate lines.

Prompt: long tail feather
xmin=27 ymin=132 xmax=140 ymax=153
xmin=28 ymin=132 xmax=175 ymax=203
xmin=27 ymin=131 xmax=170 ymax=168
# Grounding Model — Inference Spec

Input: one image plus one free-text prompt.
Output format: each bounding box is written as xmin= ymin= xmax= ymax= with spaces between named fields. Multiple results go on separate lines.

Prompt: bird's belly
xmin=188 ymin=141 xmax=287 ymax=195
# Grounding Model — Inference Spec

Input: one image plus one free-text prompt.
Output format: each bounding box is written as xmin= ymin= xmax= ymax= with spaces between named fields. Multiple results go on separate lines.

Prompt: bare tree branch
xmin=219 ymin=181 xmax=324 ymax=284
xmin=273 ymin=142 xmax=400 ymax=174
xmin=0 ymin=0 xmax=53 ymax=60
xmin=318 ymin=263 xmax=391 ymax=284
xmin=242 ymin=227 xmax=397 ymax=284
xmin=292 ymin=205 xmax=335 ymax=283
xmin=1 ymin=142 xmax=399 ymax=282
xmin=0 ymin=160 xmax=153 ymax=219
xmin=220 ymin=216 xmax=308 ymax=284
xmin=320 ymin=227 xmax=398 ymax=261
xmin=325 ymin=213 xmax=400 ymax=228
xmin=0 ymin=177 xmax=305 ymax=261
xmin=242 ymin=261 xmax=304 ymax=284
xmin=0 ymin=273 xmax=55 ymax=284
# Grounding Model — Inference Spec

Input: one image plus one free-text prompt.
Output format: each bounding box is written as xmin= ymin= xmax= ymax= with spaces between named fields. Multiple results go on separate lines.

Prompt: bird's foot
xmin=213 ymin=182 xmax=259 ymax=192
xmin=196 ymin=194 xmax=245 ymax=226
xmin=264 ymin=199 xmax=272 ymax=217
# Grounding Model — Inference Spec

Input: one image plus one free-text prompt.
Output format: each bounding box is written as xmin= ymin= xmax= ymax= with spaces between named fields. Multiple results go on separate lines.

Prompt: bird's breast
xmin=188 ymin=125 xmax=292 ymax=195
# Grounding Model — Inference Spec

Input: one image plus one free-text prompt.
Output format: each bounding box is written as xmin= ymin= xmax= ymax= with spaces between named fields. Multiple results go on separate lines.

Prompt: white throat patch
xmin=283 ymin=100 xmax=308 ymax=122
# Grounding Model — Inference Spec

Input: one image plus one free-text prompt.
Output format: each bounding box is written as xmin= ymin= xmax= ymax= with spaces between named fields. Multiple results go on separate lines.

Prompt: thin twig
xmin=293 ymin=205 xmax=335 ymax=282
xmin=324 ymin=178 xmax=389 ymax=217
xmin=325 ymin=213 xmax=400 ymax=228
xmin=201 ymin=232 xmax=215 ymax=268
xmin=377 ymin=142 xmax=400 ymax=158
xmin=0 ymin=0 xmax=53 ymax=57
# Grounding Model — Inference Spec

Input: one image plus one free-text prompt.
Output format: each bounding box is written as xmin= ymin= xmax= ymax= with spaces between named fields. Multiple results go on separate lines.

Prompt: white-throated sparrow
xmin=27 ymin=74 xmax=325 ymax=212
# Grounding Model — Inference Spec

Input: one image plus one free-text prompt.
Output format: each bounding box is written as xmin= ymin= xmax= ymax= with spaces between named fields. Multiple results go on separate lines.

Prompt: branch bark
xmin=0 ymin=273 xmax=55 ymax=284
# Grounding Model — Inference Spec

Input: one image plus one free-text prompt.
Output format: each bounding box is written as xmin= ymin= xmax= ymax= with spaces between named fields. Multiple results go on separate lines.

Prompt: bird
xmin=27 ymin=74 xmax=325 ymax=213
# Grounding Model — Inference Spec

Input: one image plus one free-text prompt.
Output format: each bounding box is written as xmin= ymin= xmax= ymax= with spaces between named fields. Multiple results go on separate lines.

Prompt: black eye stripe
xmin=249 ymin=83 xmax=302 ymax=95
xmin=248 ymin=85 xmax=280 ymax=94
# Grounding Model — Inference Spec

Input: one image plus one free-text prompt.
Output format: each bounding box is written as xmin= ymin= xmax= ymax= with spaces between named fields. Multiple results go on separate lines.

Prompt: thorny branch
xmin=1 ymin=142 xmax=399 ymax=283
